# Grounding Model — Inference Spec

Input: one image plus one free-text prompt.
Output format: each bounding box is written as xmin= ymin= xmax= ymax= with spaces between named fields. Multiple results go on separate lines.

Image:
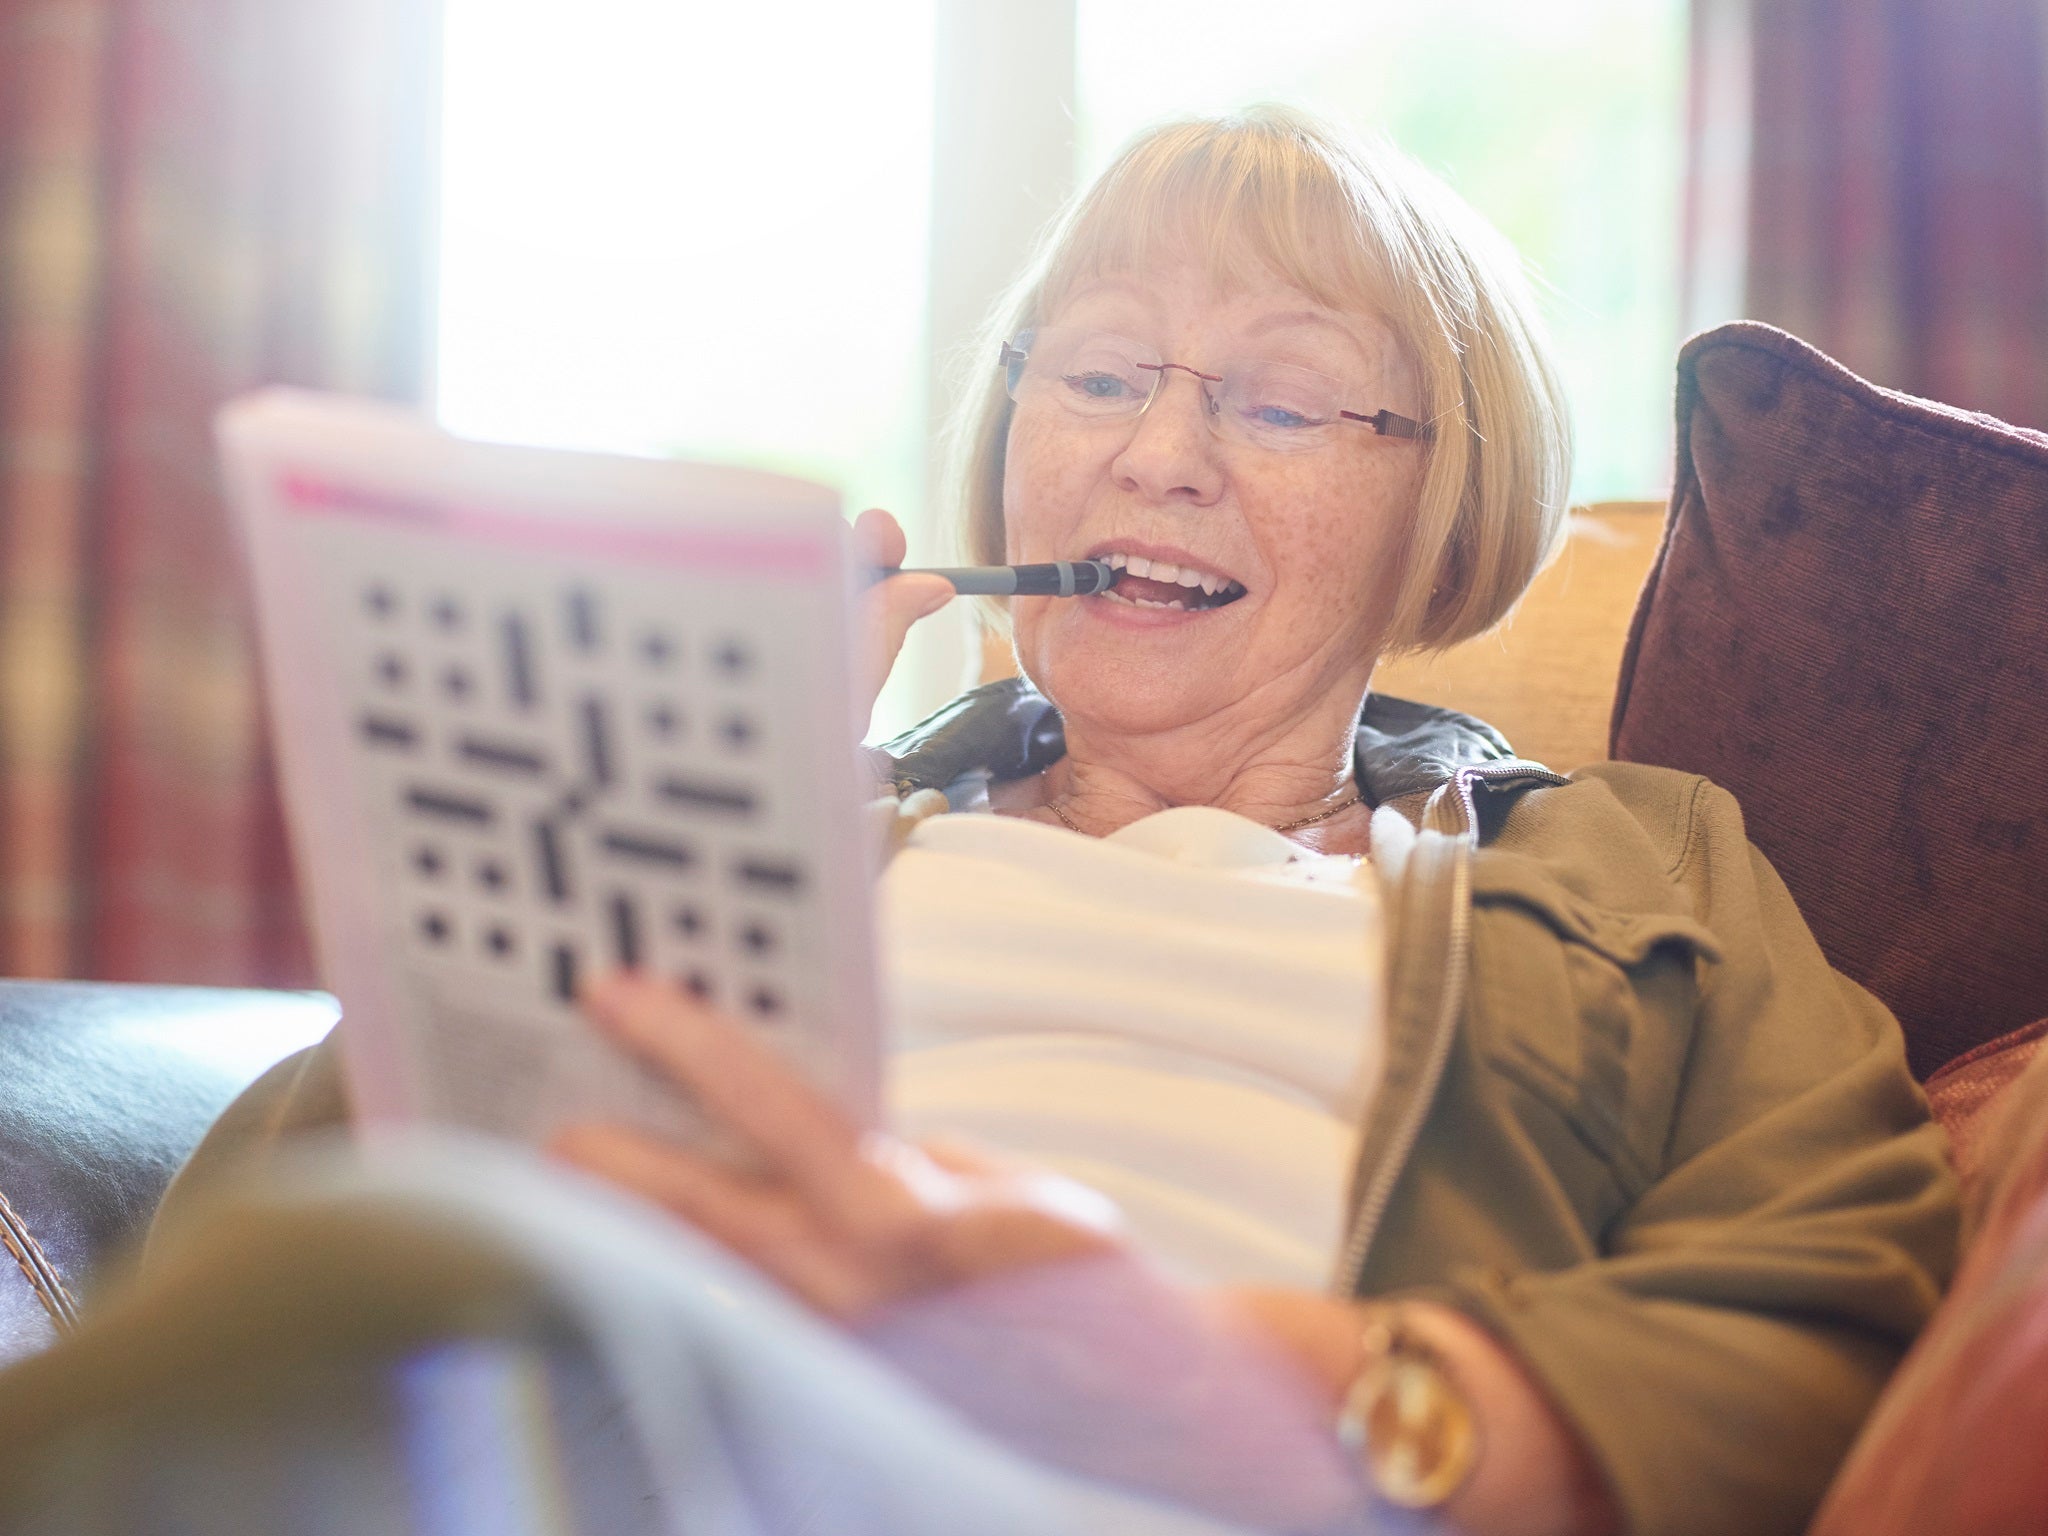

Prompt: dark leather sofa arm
xmin=0 ymin=981 xmax=337 ymax=1368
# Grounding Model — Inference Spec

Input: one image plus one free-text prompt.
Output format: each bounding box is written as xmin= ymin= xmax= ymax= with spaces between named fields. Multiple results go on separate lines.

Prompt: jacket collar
xmin=878 ymin=676 xmax=1516 ymax=808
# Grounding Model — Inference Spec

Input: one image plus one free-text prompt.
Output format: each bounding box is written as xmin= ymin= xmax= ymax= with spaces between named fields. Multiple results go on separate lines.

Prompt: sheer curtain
xmin=0 ymin=0 xmax=439 ymax=983
xmin=1685 ymin=0 xmax=2048 ymax=429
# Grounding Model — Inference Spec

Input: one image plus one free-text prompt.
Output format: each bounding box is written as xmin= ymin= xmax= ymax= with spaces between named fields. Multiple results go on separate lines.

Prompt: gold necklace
xmin=1045 ymin=788 xmax=1363 ymax=836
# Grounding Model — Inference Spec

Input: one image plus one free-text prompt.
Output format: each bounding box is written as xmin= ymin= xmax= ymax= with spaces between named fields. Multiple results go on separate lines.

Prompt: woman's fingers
xmin=552 ymin=1123 xmax=879 ymax=1317
xmin=860 ymin=575 xmax=952 ymax=727
xmin=554 ymin=1122 xmax=790 ymax=1254
xmin=852 ymin=507 xmax=953 ymax=732
xmin=913 ymin=1134 xmax=1009 ymax=1179
xmin=580 ymin=972 xmax=920 ymax=1232
xmin=850 ymin=505 xmax=908 ymax=570
xmin=572 ymin=977 xmax=1130 ymax=1311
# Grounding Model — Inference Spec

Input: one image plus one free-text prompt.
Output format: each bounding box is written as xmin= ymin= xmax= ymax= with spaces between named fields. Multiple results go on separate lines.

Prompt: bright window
xmin=437 ymin=0 xmax=936 ymax=512
xmin=436 ymin=5 xmax=1685 ymax=735
xmin=1076 ymin=0 xmax=1688 ymax=504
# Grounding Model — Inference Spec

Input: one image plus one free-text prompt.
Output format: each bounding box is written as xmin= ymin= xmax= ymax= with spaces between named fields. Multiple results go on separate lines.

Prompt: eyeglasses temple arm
xmin=1341 ymin=408 xmax=1432 ymax=441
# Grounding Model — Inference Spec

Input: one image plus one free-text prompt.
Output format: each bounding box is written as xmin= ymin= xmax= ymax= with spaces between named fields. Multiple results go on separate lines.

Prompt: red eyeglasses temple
xmin=1341 ymin=408 xmax=1431 ymax=440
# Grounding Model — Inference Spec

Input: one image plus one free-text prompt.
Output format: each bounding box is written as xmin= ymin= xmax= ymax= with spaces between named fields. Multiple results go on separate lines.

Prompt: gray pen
xmin=872 ymin=560 xmax=1119 ymax=597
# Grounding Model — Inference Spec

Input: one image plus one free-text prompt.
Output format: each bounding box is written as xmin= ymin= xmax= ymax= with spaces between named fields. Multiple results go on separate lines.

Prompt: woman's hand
xmin=854 ymin=507 xmax=954 ymax=738
xmin=553 ymin=973 xmax=1372 ymax=1531
xmin=551 ymin=971 xmax=1121 ymax=1320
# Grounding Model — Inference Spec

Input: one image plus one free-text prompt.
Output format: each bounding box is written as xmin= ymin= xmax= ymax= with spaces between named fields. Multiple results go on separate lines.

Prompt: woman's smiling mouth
xmin=1094 ymin=551 xmax=1247 ymax=611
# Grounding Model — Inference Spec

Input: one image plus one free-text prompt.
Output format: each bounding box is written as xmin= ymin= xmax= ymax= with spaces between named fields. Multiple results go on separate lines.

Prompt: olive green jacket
xmin=158 ymin=683 xmax=1959 ymax=1536
xmin=882 ymin=681 xmax=1957 ymax=1536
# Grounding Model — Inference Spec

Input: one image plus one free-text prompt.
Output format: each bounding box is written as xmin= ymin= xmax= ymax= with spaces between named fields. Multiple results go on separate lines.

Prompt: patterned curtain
xmin=0 ymin=0 xmax=439 ymax=984
xmin=1685 ymin=0 xmax=2048 ymax=430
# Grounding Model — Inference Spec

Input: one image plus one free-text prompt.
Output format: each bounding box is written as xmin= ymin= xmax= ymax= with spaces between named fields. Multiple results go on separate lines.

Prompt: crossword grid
xmin=295 ymin=511 xmax=856 ymax=1137
xmin=222 ymin=393 xmax=876 ymax=1143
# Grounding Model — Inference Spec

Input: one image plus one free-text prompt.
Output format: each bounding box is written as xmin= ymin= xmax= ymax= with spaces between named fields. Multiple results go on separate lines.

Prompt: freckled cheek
xmin=1256 ymin=468 xmax=1414 ymax=632
xmin=1281 ymin=530 xmax=1374 ymax=629
xmin=1002 ymin=420 xmax=1106 ymax=562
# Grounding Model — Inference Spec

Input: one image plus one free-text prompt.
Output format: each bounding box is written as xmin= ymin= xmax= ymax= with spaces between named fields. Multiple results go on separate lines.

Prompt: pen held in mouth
xmin=868 ymin=561 xmax=1119 ymax=597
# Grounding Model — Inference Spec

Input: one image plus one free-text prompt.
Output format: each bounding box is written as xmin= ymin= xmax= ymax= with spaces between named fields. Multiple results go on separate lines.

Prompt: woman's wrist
xmin=1337 ymin=1302 xmax=1482 ymax=1509
xmin=1214 ymin=1287 xmax=1619 ymax=1536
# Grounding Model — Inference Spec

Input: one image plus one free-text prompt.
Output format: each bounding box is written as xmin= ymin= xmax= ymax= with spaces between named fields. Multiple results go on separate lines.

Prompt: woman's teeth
xmin=1097 ymin=552 xmax=1246 ymax=610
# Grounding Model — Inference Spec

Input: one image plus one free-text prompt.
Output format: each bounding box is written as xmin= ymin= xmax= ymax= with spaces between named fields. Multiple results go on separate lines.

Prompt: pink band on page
xmin=279 ymin=471 xmax=834 ymax=579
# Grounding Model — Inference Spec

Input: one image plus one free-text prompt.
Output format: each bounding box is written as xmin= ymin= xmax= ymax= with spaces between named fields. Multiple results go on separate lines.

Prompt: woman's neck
xmin=996 ymin=693 xmax=1376 ymax=851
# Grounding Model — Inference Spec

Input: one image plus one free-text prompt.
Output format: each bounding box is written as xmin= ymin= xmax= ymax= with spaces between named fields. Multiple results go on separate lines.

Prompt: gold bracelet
xmin=1334 ymin=1303 xmax=1482 ymax=1510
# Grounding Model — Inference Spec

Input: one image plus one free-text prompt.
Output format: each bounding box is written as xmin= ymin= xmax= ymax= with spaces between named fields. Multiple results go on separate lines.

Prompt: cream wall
xmin=1372 ymin=500 xmax=1665 ymax=770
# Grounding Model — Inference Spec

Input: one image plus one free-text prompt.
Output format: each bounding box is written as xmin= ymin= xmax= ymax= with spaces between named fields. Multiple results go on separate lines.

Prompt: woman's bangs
xmin=1042 ymin=133 xmax=1387 ymax=322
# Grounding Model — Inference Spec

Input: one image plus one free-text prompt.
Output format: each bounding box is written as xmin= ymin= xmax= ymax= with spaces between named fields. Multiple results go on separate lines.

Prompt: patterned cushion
xmin=1926 ymin=1018 xmax=2048 ymax=1208
xmin=1612 ymin=322 xmax=2048 ymax=1079
xmin=1810 ymin=1035 xmax=2048 ymax=1534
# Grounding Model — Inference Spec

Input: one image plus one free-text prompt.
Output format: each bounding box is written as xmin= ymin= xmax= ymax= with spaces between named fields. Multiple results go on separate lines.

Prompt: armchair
xmin=0 ymin=320 xmax=2041 ymax=1533
xmin=0 ymin=983 xmax=335 ymax=1367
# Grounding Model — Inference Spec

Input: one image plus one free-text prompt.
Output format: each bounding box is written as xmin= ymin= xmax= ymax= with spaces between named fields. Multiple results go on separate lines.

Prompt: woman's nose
xmin=1109 ymin=368 xmax=1226 ymax=506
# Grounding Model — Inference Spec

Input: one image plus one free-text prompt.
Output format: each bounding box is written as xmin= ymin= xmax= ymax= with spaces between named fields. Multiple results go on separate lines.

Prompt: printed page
xmin=219 ymin=390 xmax=880 ymax=1146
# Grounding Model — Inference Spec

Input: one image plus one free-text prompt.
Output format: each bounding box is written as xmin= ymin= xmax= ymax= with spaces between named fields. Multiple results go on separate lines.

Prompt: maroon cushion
xmin=1612 ymin=322 xmax=2048 ymax=1080
xmin=1927 ymin=1018 xmax=2048 ymax=1206
xmin=1810 ymin=1038 xmax=2048 ymax=1536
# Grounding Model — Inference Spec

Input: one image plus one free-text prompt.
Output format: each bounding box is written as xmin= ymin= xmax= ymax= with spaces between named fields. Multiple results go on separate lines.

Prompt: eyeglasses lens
xmin=1005 ymin=328 xmax=1350 ymax=452
xmin=1008 ymin=330 xmax=1156 ymax=416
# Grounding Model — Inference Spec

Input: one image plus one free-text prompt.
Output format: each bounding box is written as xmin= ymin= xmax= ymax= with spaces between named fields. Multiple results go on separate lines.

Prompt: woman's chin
xmin=1016 ymin=594 xmax=1264 ymax=735
xmin=1027 ymin=653 xmax=1224 ymax=740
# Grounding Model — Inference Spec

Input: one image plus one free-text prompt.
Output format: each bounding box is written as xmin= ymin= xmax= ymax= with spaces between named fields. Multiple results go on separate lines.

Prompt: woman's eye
xmin=1237 ymin=396 xmax=1331 ymax=431
xmin=1251 ymin=403 xmax=1314 ymax=429
xmin=1230 ymin=364 xmax=1340 ymax=433
xmin=1065 ymin=371 xmax=1134 ymax=400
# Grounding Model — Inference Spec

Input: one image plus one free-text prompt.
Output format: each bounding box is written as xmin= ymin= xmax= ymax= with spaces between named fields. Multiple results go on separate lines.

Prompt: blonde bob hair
xmin=946 ymin=105 xmax=1571 ymax=654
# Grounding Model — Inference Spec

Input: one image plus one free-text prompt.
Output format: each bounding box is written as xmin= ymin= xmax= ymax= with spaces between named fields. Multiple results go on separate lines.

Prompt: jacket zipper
xmin=1332 ymin=760 xmax=1568 ymax=1296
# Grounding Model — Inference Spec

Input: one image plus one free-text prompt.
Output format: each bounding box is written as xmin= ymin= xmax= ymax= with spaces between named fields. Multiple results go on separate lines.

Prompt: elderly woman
xmin=131 ymin=107 xmax=1951 ymax=1536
